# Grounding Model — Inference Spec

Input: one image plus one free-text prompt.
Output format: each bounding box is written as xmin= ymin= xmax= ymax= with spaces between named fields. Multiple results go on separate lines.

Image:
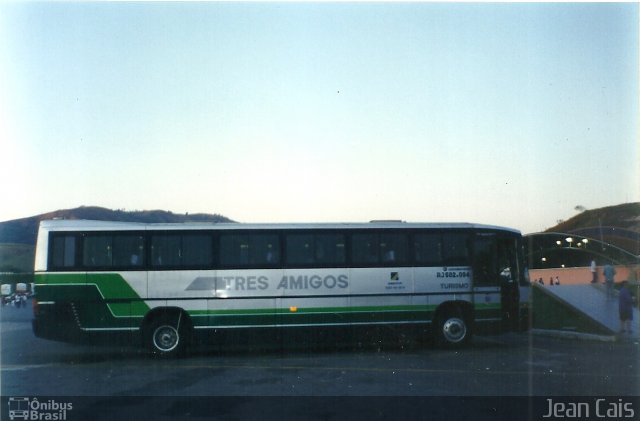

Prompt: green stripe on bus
xmin=34 ymin=272 xmax=504 ymax=328
xmin=35 ymin=273 xmax=149 ymax=317
xmin=189 ymin=305 xmax=499 ymax=317
xmin=191 ymin=305 xmax=437 ymax=316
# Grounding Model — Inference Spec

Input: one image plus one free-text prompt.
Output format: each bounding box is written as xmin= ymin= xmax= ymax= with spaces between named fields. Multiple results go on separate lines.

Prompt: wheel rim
xmin=153 ymin=325 xmax=179 ymax=352
xmin=442 ymin=317 xmax=467 ymax=343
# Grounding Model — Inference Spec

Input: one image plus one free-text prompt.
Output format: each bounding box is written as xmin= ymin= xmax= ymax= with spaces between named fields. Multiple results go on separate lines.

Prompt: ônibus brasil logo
xmin=8 ymin=397 xmax=73 ymax=420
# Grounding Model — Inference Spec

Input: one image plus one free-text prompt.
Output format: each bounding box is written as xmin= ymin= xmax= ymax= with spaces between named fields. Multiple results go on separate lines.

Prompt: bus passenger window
xmin=151 ymin=235 xmax=181 ymax=267
xmin=352 ymin=233 xmax=408 ymax=266
xmin=286 ymin=234 xmax=314 ymax=265
xmin=219 ymin=234 xmax=279 ymax=268
xmin=383 ymin=249 xmax=396 ymax=263
xmin=83 ymin=235 xmax=112 ymax=267
xmin=317 ymin=233 xmax=345 ymax=265
xmin=352 ymin=234 xmax=379 ymax=265
xmin=249 ymin=234 xmax=279 ymax=266
xmin=51 ymin=234 xmax=77 ymax=269
xmin=182 ymin=234 xmax=212 ymax=267
xmin=380 ymin=233 xmax=408 ymax=265
xmin=286 ymin=233 xmax=345 ymax=267
xmin=442 ymin=233 xmax=470 ymax=266
xmin=113 ymin=234 xmax=145 ymax=268
xmin=414 ymin=233 xmax=442 ymax=266
xmin=472 ymin=236 xmax=497 ymax=286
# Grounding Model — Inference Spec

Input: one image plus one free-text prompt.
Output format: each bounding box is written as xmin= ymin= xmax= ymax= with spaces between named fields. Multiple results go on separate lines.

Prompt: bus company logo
xmin=8 ymin=397 xmax=73 ymax=420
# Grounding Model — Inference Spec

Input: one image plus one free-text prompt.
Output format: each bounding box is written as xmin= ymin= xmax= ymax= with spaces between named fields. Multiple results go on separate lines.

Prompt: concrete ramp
xmin=535 ymin=284 xmax=639 ymax=340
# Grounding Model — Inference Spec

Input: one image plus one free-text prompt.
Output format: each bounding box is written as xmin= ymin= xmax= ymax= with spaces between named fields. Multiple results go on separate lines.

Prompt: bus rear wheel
xmin=145 ymin=313 xmax=189 ymax=357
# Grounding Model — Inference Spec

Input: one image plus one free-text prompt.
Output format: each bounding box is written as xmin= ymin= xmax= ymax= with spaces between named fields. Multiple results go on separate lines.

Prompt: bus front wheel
xmin=435 ymin=311 xmax=470 ymax=347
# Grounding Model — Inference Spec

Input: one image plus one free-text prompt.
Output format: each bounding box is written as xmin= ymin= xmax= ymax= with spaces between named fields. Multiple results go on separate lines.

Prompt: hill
xmin=0 ymin=206 xmax=233 ymax=272
xmin=0 ymin=244 xmax=35 ymax=273
xmin=545 ymin=202 xmax=640 ymax=255
xmin=2 ymin=204 xmax=637 ymax=273
xmin=0 ymin=206 xmax=233 ymax=245
xmin=547 ymin=203 xmax=640 ymax=234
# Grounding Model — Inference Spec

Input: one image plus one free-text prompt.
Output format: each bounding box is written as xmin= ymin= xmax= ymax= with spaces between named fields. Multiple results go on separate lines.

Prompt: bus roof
xmin=38 ymin=219 xmax=520 ymax=234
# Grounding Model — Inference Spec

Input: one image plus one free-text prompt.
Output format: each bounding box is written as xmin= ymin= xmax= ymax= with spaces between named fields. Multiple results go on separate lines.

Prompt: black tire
xmin=435 ymin=310 xmax=471 ymax=347
xmin=145 ymin=313 xmax=189 ymax=357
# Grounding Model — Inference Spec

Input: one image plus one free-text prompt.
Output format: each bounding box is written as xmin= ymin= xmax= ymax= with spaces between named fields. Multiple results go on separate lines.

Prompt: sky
xmin=1 ymin=2 xmax=638 ymax=234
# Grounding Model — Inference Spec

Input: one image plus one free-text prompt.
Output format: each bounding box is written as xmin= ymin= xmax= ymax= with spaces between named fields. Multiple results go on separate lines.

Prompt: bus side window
xmin=249 ymin=234 xmax=279 ymax=266
xmin=182 ymin=234 xmax=213 ymax=267
xmin=286 ymin=234 xmax=314 ymax=265
xmin=150 ymin=235 xmax=181 ymax=267
xmin=219 ymin=235 xmax=245 ymax=267
xmin=414 ymin=233 xmax=442 ymax=266
xmin=219 ymin=234 xmax=279 ymax=268
xmin=51 ymin=234 xmax=77 ymax=269
xmin=442 ymin=233 xmax=469 ymax=266
xmin=83 ymin=235 xmax=112 ymax=267
xmin=472 ymin=236 xmax=497 ymax=286
xmin=352 ymin=233 xmax=379 ymax=265
xmin=380 ymin=233 xmax=408 ymax=265
xmin=287 ymin=233 xmax=345 ymax=267
xmin=113 ymin=234 xmax=145 ymax=268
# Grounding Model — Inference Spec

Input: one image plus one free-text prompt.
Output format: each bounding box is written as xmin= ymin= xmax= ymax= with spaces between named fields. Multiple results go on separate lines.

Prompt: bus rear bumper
xmin=32 ymin=316 xmax=82 ymax=342
xmin=32 ymin=303 xmax=84 ymax=343
xmin=32 ymin=304 xmax=143 ymax=346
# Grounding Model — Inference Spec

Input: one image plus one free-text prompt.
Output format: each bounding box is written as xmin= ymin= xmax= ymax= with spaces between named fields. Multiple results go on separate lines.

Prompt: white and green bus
xmin=32 ymin=219 xmax=530 ymax=356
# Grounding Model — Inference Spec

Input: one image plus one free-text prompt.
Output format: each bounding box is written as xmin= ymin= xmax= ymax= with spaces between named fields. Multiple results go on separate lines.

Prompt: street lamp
xmin=566 ymin=237 xmax=574 ymax=247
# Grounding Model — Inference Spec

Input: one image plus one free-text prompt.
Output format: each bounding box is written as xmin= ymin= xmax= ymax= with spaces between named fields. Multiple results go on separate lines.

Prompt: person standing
xmin=618 ymin=281 xmax=634 ymax=334
xmin=603 ymin=264 xmax=616 ymax=299
xmin=590 ymin=259 xmax=597 ymax=283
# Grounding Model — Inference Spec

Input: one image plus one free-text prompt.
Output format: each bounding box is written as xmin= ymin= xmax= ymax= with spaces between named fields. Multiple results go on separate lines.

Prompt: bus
xmin=32 ymin=219 xmax=530 ymax=356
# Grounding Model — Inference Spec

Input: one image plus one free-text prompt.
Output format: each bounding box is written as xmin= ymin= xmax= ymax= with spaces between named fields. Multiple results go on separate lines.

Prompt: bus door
xmin=472 ymin=234 xmax=520 ymax=331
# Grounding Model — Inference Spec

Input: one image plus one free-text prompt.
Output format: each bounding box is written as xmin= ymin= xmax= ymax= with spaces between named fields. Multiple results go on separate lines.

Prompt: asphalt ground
xmin=1 ymin=301 xmax=639 ymax=420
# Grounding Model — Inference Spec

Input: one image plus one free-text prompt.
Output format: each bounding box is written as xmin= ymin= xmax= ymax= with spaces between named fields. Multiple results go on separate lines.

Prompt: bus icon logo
xmin=8 ymin=397 xmax=29 ymax=420
xmin=6 ymin=397 xmax=73 ymax=419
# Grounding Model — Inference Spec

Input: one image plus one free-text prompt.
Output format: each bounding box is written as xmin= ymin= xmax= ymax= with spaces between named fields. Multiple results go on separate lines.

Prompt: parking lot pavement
xmin=3 ymin=302 xmax=640 ymax=419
